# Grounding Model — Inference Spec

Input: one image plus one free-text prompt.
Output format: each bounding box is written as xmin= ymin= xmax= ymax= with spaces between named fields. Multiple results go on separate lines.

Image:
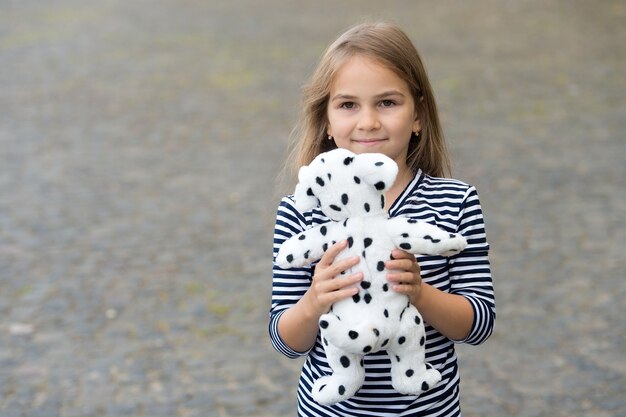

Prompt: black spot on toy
xmin=340 ymin=356 xmax=350 ymax=368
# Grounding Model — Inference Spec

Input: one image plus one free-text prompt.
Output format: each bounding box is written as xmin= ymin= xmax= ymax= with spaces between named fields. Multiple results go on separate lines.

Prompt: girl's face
xmin=326 ymin=55 xmax=420 ymax=172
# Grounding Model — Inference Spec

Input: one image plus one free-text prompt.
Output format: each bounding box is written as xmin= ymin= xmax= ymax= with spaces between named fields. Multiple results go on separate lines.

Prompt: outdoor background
xmin=1 ymin=1 xmax=625 ymax=416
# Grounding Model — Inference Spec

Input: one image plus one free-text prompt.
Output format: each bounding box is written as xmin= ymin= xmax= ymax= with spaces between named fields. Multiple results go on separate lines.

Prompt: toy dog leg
xmin=387 ymin=307 xmax=441 ymax=396
xmin=312 ymin=341 xmax=365 ymax=405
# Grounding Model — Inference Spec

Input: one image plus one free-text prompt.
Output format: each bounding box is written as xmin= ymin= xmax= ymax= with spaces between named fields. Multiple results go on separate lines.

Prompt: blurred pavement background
xmin=1 ymin=1 xmax=625 ymax=416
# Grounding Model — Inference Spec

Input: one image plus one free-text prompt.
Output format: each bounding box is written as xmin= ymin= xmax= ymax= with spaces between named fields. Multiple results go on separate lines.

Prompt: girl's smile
xmin=352 ymin=138 xmax=388 ymax=146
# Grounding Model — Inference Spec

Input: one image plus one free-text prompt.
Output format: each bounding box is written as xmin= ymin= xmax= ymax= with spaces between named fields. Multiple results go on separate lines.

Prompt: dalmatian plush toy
xmin=275 ymin=148 xmax=468 ymax=405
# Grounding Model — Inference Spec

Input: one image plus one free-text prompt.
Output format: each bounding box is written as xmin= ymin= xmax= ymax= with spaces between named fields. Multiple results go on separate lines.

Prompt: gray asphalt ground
xmin=1 ymin=1 xmax=625 ymax=416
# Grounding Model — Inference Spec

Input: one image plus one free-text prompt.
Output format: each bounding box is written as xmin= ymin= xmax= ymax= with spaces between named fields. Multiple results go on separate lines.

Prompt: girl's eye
xmin=380 ymin=99 xmax=396 ymax=107
xmin=340 ymin=102 xmax=356 ymax=109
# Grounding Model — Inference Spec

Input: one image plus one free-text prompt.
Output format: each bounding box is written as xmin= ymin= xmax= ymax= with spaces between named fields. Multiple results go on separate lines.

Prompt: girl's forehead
xmin=330 ymin=55 xmax=410 ymax=95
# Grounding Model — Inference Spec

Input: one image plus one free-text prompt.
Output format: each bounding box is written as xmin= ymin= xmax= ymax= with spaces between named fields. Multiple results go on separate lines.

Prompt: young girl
xmin=270 ymin=22 xmax=495 ymax=416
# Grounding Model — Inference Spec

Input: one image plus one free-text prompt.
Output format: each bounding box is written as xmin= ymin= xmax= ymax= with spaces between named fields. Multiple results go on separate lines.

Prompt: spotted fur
xmin=275 ymin=148 xmax=467 ymax=405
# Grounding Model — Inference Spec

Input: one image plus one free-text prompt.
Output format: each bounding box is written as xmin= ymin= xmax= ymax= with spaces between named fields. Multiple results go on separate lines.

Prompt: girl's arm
xmin=386 ymin=250 xmax=473 ymax=341
xmin=270 ymin=198 xmax=363 ymax=356
xmin=414 ymin=280 xmax=474 ymax=341
xmin=277 ymin=240 xmax=362 ymax=352
xmin=386 ymin=186 xmax=495 ymax=344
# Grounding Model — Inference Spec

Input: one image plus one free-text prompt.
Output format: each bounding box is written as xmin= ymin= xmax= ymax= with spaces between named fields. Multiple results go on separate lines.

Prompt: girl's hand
xmin=386 ymin=249 xmax=423 ymax=306
xmin=304 ymin=240 xmax=363 ymax=317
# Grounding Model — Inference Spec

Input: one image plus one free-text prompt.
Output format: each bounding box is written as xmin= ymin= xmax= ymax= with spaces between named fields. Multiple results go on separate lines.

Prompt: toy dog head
xmin=294 ymin=148 xmax=398 ymax=221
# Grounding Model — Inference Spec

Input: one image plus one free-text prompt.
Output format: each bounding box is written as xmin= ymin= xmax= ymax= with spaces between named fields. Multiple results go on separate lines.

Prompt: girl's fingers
xmin=311 ymin=273 xmax=362 ymax=311
xmin=329 ymin=255 xmax=360 ymax=277
xmin=387 ymin=271 xmax=416 ymax=284
xmin=391 ymin=249 xmax=414 ymax=260
xmin=315 ymin=240 xmax=360 ymax=281
xmin=320 ymin=272 xmax=363 ymax=292
xmin=320 ymin=286 xmax=359 ymax=306
xmin=391 ymin=283 xmax=414 ymax=294
xmin=385 ymin=258 xmax=416 ymax=272
xmin=318 ymin=240 xmax=348 ymax=267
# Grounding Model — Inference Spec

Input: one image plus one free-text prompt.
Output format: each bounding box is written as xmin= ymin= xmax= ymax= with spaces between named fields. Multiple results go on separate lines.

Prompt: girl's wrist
xmin=299 ymin=291 xmax=322 ymax=322
xmin=413 ymin=282 xmax=432 ymax=311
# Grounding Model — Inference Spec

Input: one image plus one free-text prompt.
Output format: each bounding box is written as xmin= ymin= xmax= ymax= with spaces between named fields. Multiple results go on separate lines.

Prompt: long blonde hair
xmin=284 ymin=21 xmax=451 ymax=183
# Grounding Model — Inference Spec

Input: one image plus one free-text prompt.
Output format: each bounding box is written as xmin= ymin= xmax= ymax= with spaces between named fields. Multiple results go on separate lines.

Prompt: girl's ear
xmin=412 ymin=99 xmax=423 ymax=134
xmin=412 ymin=121 xmax=421 ymax=135
xmin=294 ymin=165 xmax=319 ymax=211
xmin=354 ymin=153 xmax=398 ymax=192
xmin=412 ymin=115 xmax=421 ymax=135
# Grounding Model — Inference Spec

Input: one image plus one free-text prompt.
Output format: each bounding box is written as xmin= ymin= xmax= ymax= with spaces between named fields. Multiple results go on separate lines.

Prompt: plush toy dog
xmin=275 ymin=148 xmax=468 ymax=405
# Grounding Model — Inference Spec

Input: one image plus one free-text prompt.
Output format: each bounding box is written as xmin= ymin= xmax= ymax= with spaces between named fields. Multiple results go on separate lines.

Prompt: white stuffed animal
xmin=275 ymin=148 xmax=468 ymax=405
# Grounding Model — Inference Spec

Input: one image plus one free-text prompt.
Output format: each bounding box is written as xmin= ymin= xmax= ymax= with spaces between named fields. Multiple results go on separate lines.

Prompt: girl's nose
xmin=356 ymin=107 xmax=380 ymax=131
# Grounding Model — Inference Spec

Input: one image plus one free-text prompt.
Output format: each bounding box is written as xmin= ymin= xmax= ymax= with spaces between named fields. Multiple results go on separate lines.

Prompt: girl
xmin=270 ymin=21 xmax=495 ymax=416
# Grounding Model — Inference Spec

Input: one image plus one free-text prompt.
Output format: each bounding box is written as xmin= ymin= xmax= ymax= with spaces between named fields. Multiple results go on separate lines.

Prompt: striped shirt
xmin=269 ymin=169 xmax=495 ymax=416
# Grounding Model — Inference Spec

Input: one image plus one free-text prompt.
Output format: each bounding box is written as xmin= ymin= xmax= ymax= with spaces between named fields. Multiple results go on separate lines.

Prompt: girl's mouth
xmin=352 ymin=138 xmax=387 ymax=146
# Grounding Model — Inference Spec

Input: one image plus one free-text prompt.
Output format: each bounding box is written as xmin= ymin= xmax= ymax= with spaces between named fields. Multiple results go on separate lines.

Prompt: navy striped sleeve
xmin=268 ymin=197 xmax=314 ymax=359
xmin=448 ymin=186 xmax=496 ymax=345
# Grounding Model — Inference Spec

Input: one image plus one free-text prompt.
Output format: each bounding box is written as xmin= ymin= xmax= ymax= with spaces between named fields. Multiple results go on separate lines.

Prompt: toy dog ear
xmin=353 ymin=153 xmax=398 ymax=192
xmin=294 ymin=165 xmax=319 ymax=211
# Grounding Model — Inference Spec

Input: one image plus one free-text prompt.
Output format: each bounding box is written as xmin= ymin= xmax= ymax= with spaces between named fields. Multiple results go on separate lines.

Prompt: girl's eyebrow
xmin=374 ymin=90 xmax=405 ymax=99
xmin=330 ymin=93 xmax=358 ymax=102
xmin=330 ymin=90 xmax=405 ymax=102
